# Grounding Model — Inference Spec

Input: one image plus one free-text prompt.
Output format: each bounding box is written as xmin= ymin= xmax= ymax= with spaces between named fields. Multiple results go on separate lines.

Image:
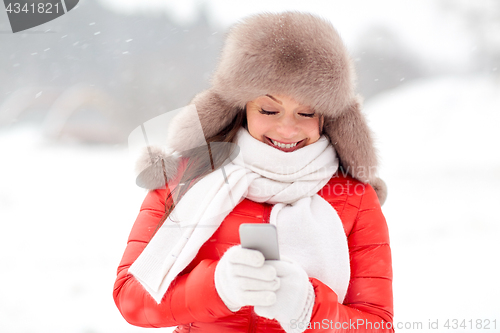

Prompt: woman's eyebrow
xmin=265 ymin=94 xmax=282 ymax=105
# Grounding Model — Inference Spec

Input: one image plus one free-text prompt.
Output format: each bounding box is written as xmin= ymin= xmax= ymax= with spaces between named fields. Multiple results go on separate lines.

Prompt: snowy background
xmin=1 ymin=0 xmax=499 ymax=332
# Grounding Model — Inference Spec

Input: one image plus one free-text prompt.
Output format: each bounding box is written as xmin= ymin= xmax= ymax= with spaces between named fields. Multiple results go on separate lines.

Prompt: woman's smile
xmin=263 ymin=136 xmax=306 ymax=152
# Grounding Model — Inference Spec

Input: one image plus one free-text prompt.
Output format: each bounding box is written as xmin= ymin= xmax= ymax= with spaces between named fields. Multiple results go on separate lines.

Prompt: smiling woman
xmin=246 ymin=95 xmax=323 ymax=152
xmin=114 ymin=11 xmax=393 ymax=333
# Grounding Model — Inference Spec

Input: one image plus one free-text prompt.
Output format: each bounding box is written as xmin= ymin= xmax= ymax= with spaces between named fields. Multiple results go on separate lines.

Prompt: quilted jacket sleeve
xmin=113 ymin=187 xmax=233 ymax=327
xmin=306 ymin=182 xmax=394 ymax=332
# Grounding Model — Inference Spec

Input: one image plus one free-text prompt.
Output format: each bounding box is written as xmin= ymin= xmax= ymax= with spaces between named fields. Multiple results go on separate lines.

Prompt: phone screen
xmin=239 ymin=223 xmax=280 ymax=260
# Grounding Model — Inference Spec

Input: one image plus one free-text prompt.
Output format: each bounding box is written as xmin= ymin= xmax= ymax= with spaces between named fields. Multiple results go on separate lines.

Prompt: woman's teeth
xmin=271 ymin=139 xmax=298 ymax=149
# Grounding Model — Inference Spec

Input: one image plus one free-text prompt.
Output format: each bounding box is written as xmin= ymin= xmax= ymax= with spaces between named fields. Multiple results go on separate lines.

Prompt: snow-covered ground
xmin=0 ymin=75 xmax=499 ymax=332
xmin=365 ymin=75 xmax=500 ymax=331
xmin=0 ymin=128 xmax=157 ymax=332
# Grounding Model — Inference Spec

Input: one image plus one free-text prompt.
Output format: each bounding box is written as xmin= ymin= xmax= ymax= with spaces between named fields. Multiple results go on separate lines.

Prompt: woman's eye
xmin=259 ymin=108 xmax=278 ymax=115
xmin=299 ymin=113 xmax=316 ymax=118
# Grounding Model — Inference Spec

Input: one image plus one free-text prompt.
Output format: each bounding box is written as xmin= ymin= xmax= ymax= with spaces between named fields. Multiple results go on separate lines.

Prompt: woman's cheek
xmin=305 ymin=120 xmax=321 ymax=144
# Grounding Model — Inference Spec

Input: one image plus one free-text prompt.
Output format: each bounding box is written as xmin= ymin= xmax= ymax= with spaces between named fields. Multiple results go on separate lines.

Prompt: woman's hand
xmin=214 ymin=245 xmax=280 ymax=311
xmin=254 ymin=258 xmax=315 ymax=333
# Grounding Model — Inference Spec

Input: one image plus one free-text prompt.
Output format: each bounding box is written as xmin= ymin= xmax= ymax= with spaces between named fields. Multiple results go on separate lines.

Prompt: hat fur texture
xmin=135 ymin=11 xmax=387 ymax=205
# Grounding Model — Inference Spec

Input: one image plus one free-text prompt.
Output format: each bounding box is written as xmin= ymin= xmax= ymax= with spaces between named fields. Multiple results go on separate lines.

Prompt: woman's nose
xmin=276 ymin=114 xmax=299 ymax=138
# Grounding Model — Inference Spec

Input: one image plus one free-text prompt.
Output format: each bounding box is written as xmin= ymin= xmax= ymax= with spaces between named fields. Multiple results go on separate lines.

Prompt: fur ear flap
xmin=134 ymin=89 xmax=241 ymax=190
xmin=135 ymin=146 xmax=180 ymax=190
xmin=192 ymin=88 xmax=242 ymax=140
xmin=371 ymin=177 xmax=388 ymax=206
xmin=165 ymin=89 xmax=242 ymax=154
xmin=324 ymin=95 xmax=385 ymax=203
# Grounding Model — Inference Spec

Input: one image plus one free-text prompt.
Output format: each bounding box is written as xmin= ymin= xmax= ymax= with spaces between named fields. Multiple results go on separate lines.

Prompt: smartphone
xmin=239 ymin=223 xmax=280 ymax=260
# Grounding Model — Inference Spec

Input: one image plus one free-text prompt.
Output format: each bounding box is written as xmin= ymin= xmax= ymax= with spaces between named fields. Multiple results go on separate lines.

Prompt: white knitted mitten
xmin=254 ymin=257 xmax=315 ymax=333
xmin=214 ymin=245 xmax=281 ymax=312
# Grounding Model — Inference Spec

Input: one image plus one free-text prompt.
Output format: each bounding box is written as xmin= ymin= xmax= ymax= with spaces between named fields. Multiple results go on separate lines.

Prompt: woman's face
xmin=245 ymin=94 xmax=322 ymax=152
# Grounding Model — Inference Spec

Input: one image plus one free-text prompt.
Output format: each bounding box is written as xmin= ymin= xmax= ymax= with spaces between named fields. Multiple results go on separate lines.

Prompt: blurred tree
xmin=0 ymin=0 xmax=224 ymax=143
xmin=352 ymin=25 xmax=424 ymax=100
xmin=439 ymin=0 xmax=500 ymax=75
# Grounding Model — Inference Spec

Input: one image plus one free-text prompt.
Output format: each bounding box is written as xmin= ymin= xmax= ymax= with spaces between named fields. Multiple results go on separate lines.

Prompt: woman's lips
xmin=264 ymin=136 xmax=306 ymax=152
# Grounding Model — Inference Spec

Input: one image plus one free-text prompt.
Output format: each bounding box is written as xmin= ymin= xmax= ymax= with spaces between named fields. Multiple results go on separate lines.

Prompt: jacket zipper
xmin=249 ymin=308 xmax=258 ymax=333
xmin=247 ymin=204 xmax=272 ymax=333
xmin=263 ymin=204 xmax=272 ymax=223
xmin=248 ymin=204 xmax=272 ymax=333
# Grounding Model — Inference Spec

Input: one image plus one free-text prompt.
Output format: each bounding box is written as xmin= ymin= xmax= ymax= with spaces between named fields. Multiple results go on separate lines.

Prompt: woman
xmin=113 ymin=11 xmax=393 ymax=333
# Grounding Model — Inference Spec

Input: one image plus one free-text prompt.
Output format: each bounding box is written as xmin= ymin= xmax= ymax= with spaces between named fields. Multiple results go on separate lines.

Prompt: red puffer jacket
xmin=113 ymin=172 xmax=394 ymax=332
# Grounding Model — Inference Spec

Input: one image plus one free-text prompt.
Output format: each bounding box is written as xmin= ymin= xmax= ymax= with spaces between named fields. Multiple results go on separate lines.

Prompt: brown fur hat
xmin=136 ymin=11 xmax=387 ymax=205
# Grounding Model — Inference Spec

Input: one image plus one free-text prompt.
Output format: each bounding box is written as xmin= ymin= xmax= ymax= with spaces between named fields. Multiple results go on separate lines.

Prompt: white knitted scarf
xmin=129 ymin=128 xmax=351 ymax=304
